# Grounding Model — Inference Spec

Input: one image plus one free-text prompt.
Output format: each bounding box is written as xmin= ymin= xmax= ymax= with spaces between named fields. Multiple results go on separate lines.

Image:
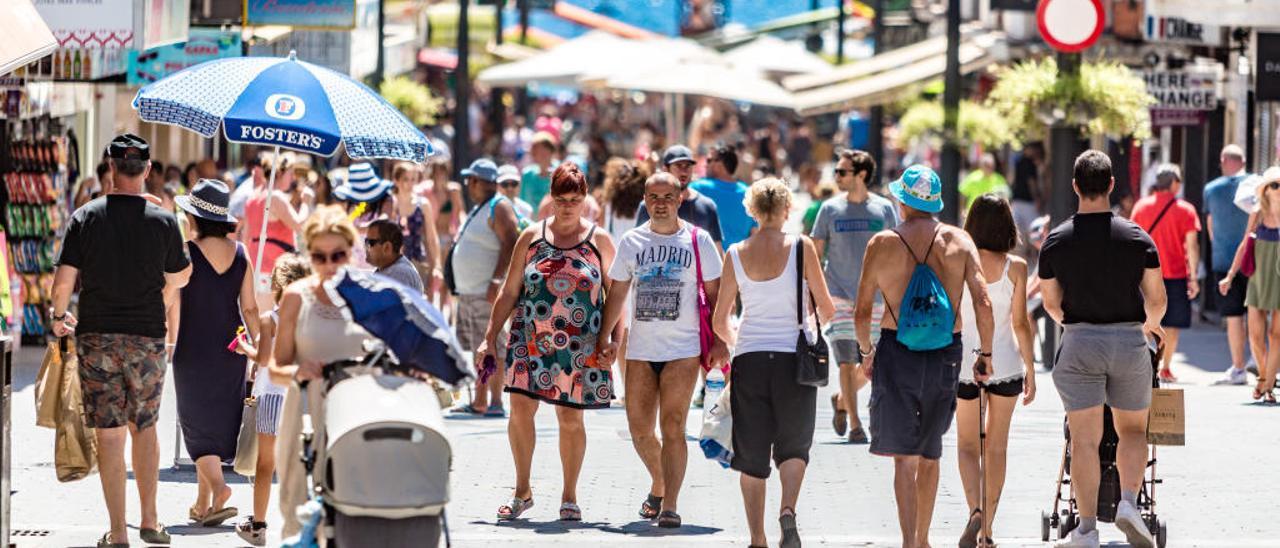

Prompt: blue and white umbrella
xmin=132 ymin=51 xmax=434 ymax=286
xmin=132 ymin=51 xmax=432 ymax=161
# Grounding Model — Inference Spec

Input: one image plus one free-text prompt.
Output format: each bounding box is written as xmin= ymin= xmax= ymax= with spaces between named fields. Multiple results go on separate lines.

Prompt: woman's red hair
xmin=550 ymin=162 xmax=588 ymax=196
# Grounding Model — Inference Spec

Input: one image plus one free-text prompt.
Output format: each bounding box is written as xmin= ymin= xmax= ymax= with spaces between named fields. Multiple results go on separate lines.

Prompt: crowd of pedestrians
xmin=51 ymin=122 xmax=1254 ymax=548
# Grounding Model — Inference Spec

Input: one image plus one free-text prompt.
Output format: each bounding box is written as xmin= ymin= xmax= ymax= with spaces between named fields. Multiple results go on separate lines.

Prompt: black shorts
xmin=729 ymin=351 xmax=816 ymax=479
xmin=957 ymin=376 xmax=1025 ymax=400
xmin=1161 ymin=278 xmax=1192 ymax=328
xmin=1216 ymin=271 xmax=1248 ymax=317
xmin=869 ymin=330 xmax=962 ymax=460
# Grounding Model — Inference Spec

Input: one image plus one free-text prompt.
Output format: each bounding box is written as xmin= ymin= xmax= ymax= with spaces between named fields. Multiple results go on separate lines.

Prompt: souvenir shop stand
xmin=0 ymin=116 xmax=72 ymax=346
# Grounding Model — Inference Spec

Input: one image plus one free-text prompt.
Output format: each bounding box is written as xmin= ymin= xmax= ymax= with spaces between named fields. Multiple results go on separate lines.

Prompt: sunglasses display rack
xmin=1 ymin=129 xmax=70 ymax=344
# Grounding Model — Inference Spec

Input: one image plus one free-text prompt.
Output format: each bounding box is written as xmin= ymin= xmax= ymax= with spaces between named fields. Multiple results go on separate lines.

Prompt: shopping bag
xmin=54 ymin=345 xmax=97 ymax=482
xmin=233 ymin=396 xmax=259 ymax=477
xmin=1147 ymin=388 xmax=1185 ymax=446
xmin=698 ymin=385 xmax=733 ymax=468
xmin=34 ymin=338 xmax=72 ymax=428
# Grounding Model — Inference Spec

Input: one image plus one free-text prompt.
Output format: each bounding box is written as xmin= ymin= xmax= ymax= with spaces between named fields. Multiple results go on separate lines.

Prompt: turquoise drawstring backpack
xmin=887 ymin=228 xmax=955 ymax=351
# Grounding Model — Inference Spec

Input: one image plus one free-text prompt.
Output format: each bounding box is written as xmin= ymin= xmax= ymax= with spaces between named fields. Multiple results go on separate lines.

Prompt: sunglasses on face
xmin=365 ymin=238 xmax=384 ymax=247
xmin=310 ymin=250 xmax=349 ymax=265
xmin=1269 ymin=182 xmax=1280 ymax=191
xmin=499 ymin=181 xmax=519 ymax=188
xmin=835 ymin=169 xmax=855 ymax=177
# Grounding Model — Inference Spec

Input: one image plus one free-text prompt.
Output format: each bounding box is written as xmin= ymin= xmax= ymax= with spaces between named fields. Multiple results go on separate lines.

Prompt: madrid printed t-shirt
xmin=609 ymin=222 xmax=722 ymax=361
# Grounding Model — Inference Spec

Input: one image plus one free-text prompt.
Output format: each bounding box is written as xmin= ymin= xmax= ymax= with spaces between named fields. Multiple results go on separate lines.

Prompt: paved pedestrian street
xmin=7 ymin=324 xmax=1279 ymax=547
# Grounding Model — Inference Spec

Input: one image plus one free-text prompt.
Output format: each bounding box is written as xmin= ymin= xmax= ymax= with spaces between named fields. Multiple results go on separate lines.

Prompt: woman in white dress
xmin=956 ymin=194 xmax=1037 ymax=548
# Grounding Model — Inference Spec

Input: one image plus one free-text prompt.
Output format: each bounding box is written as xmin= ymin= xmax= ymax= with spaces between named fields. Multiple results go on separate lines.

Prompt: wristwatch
xmin=973 ymin=349 xmax=993 ymax=358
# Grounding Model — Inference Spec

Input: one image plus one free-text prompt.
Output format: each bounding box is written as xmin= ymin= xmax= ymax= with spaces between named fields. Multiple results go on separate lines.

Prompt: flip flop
xmin=559 ymin=501 xmax=582 ymax=522
xmin=639 ymin=493 xmax=663 ymax=519
xmin=96 ymin=532 xmax=129 ymax=548
xmin=202 ymin=507 xmax=238 ymax=527
xmin=139 ymin=524 xmax=171 ymax=545
xmin=831 ymin=393 xmax=848 ymax=436
xmin=188 ymin=505 xmax=205 ymax=523
xmin=657 ymin=510 xmax=682 ymax=528
xmin=959 ymin=509 xmax=983 ymax=548
xmin=847 ymin=425 xmax=869 ymax=444
xmin=497 ymin=496 xmax=534 ymax=521
xmin=779 ymin=510 xmax=800 ymax=548
xmin=484 ymin=404 xmax=507 ymax=417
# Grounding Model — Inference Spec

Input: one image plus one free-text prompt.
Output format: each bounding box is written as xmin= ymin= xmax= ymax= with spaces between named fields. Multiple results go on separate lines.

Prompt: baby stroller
xmin=1041 ymin=343 xmax=1167 ymax=547
xmin=297 ymin=344 xmax=454 ymax=547
xmin=288 ymin=268 xmax=473 ymax=547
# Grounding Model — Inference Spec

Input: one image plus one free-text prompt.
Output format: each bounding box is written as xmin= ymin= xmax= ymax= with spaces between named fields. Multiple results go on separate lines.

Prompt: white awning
xmin=783 ymin=23 xmax=990 ymax=92
xmin=0 ymin=0 xmax=57 ymax=77
xmin=1145 ymin=0 xmax=1280 ymax=28
xmin=724 ymin=35 xmax=833 ymax=77
xmin=790 ymin=32 xmax=1003 ymax=115
xmin=602 ymin=57 xmax=795 ymax=108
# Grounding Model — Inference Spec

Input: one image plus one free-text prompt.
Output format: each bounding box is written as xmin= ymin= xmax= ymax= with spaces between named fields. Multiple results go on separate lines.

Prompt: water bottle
xmin=703 ymin=367 xmax=726 ymax=416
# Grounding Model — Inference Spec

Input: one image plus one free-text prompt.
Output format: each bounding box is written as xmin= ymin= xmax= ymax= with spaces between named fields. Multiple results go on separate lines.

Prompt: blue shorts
xmin=868 ymin=330 xmax=963 ymax=460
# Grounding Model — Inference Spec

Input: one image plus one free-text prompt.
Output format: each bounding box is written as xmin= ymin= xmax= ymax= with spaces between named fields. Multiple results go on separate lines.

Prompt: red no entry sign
xmin=1037 ymin=0 xmax=1104 ymax=53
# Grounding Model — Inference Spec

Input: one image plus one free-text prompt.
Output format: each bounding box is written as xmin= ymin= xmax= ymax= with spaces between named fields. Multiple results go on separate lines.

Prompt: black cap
xmin=662 ymin=145 xmax=694 ymax=166
xmin=107 ymin=133 xmax=150 ymax=161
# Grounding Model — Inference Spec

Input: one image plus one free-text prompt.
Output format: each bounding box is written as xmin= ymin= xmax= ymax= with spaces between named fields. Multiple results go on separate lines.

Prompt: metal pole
xmin=455 ymin=0 xmax=472 ymax=175
xmin=372 ymin=0 xmax=386 ymax=90
xmin=868 ymin=0 xmax=884 ymax=186
xmin=519 ymin=0 xmax=530 ymax=44
xmin=836 ymin=0 xmax=846 ymax=64
xmin=939 ymin=0 xmax=962 ymax=224
xmin=495 ymin=0 xmax=505 ymax=45
xmin=253 ymin=146 xmax=282 ymax=294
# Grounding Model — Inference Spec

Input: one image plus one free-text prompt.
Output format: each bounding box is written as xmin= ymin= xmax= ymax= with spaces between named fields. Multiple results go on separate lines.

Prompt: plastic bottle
xmin=703 ymin=367 xmax=726 ymax=414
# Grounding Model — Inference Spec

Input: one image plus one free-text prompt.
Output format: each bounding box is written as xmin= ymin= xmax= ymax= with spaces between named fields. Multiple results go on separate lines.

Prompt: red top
xmin=1131 ymin=192 xmax=1201 ymax=280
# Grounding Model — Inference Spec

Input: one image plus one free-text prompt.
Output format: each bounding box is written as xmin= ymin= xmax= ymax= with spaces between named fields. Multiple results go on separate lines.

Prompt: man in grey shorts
xmin=1038 ymin=150 xmax=1167 ymax=548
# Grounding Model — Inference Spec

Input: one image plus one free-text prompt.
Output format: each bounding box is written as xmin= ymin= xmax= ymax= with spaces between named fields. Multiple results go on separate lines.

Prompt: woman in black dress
xmin=173 ymin=179 xmax=260 ymax=527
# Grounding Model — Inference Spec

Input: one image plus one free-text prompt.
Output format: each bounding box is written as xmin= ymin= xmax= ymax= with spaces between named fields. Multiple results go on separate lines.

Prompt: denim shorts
xmin=868 ymin=330 xmax=962 ymax=460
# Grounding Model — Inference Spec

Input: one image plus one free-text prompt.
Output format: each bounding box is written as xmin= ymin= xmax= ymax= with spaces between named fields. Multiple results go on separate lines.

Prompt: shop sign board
xmin=1143 ymin=9 xmax=1221 ymax=46
xmin=1145 ymin=0 xmax=1280 ymax=28
xmin=991 ymin=0 xmax=1037 ymax=10
xmin=1142 ymin=68 xmax=1219 ymax=111
xmin=126 ymin=28 xmax=242 ymax=86
xmin=1258 ymin=33 xmax=1280 ymax=103
xmin=1151 ymin=108 xmax=1206 ymax=127
xmin=244 ymin=0 xmax=357 ymax=30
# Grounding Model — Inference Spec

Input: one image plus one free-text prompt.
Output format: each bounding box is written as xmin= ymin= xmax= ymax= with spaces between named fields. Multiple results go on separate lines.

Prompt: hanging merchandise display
xmin=1 ymin=126 xmax=68 ymax=343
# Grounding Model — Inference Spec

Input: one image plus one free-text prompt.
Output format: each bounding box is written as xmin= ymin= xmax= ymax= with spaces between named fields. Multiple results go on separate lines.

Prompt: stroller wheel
xmin=1041 ymin=511 xmax=1051 ymax=542
xmin=1157 ymin=521 xmax=1167 ymax=548
xmin=1059 ymin=511 xmax=1076 ymax=540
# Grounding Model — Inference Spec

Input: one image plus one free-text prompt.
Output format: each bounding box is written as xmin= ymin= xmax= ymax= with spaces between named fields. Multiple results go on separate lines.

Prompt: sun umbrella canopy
xmin=133 ymin=52 xmax=433 ymax=162
xmin=326 ymin=268 xmax=472 ymax=386
xmin=602 ymin=56 xmax=795 ymax=109
xmin=724 ymin=35 xmax=833 ymax=77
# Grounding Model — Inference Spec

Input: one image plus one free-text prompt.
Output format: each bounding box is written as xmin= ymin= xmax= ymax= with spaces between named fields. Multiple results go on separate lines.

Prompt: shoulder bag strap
xmin=1145 ymin=195 xmax=1179 ymax=234
xmin=796 ymin=238 xmax=805 ymax=328
xmin=692 ymin=225 xmax=704 ymax=285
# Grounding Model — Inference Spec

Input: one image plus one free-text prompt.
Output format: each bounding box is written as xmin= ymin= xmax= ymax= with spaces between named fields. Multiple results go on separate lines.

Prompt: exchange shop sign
xmin=244 ymin=0 xmax=356 ymax=30
xmin=127 ymin=29 xmax=242 ymax=86
xmin=1142 ymin=69 xmax=1218 ymax=111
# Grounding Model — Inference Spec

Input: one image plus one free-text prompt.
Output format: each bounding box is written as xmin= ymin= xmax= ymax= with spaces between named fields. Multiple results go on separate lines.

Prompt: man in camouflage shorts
xmin=50 ymin=134 xmax=191 ymax=548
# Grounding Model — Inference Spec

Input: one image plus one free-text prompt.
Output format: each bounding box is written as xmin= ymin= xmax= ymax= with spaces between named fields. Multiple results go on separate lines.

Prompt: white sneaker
xmin=1054 ymin=527 xmax=1099 ymax=548
xmin=1115 ymin=500 xmax=1155 ymax=548
xmin=1215 ymin=367 xmax=1248 ymax=385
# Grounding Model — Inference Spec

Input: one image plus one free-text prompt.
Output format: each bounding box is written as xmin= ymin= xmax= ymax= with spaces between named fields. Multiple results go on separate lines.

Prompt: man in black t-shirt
xmin=1038 ymin=150 xmax=1166 ymax=548
xmin=49 ymin=134 xmax=191 ymax=548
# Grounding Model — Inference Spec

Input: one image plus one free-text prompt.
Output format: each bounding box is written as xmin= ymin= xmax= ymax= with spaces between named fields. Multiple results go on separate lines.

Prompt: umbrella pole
xmin=253 ymin=145 xmax=282 ymax=294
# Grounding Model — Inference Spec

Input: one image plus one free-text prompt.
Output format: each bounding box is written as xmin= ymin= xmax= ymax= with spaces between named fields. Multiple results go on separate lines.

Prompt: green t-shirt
xmin=520 ymin=164 xmax=553 ymax=208
xmin=959 ymin=170 xmax=1010 ymax=209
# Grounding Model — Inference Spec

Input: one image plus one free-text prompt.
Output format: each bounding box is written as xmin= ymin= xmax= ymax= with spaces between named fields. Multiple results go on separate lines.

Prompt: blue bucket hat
xmin=460 ymin=158 xmax=498 ymax=183
xmin=888 ymin=164 xmax=944 ymax=214
xmin=333 ymin=162 xmax=394 ymax=203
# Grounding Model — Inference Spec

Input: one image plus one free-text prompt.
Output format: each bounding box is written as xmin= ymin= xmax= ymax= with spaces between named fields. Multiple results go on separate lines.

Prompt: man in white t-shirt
xmin=599 ymin=172 xmax=729 ymax=527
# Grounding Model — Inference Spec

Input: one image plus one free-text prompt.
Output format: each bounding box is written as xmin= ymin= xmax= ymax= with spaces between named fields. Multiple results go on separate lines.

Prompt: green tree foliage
xmin=985 ymin=57 xmax=1155 ymax=142
xmin=380 ymin=76 xmax=442 ymax=127
xmin=896 ymin=100 xmax=1015 ymax=149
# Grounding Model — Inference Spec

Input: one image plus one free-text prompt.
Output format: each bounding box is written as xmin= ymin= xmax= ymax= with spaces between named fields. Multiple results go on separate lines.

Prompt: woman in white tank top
xmin=955 ymin=195 xmax=1037 ymax=547
xmin=711 ymin=178 xmax=834 ymax=548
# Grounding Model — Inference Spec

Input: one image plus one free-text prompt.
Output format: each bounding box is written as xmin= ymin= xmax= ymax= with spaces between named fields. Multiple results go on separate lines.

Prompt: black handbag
xmin=794 ymin=240 xmax=829 ymax=387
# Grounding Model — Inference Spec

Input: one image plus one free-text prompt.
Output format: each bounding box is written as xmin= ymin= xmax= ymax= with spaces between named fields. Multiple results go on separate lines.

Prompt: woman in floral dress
xmin=476 ymin=163 xmax=620 ymax=523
